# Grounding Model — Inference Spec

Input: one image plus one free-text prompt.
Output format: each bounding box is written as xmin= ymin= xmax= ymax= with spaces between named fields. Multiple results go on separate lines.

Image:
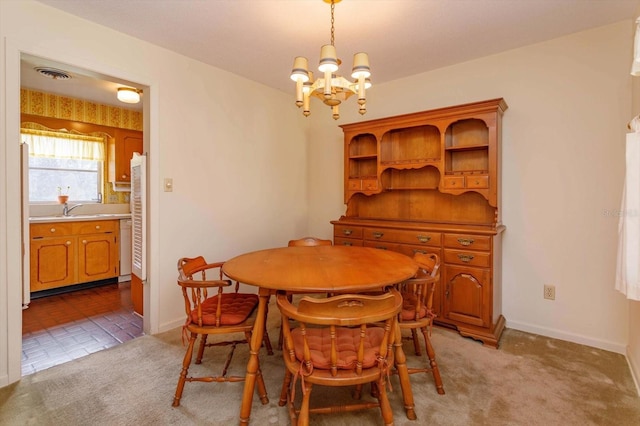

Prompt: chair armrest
xmin=177 ymin=278 xmax=232 ymax=289
xmin=185 ymin=262 xmax=225 ymax=275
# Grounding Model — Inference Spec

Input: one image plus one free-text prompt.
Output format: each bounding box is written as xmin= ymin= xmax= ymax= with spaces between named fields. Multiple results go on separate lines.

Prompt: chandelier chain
xmin=330 ymin=0 xmax=335 ymax=46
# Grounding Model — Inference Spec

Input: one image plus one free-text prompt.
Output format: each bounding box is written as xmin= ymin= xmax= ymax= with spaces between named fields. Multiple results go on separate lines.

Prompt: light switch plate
xmin=164 ymin=178 xmax=173 ymax=192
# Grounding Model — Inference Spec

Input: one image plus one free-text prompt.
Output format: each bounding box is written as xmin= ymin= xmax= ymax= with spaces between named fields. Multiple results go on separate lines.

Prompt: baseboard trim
xmin=627 ymin=346 xmax=640 ymax=396
xmin=159 ymin=318 xmax=184 ymax=334
xmin=507 ymin=320 xmax=627 ymax=354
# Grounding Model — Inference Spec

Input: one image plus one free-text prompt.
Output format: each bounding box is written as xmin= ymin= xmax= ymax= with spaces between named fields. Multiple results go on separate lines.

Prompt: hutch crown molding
xmin=331 ymin=98 xmax=508 ymax=347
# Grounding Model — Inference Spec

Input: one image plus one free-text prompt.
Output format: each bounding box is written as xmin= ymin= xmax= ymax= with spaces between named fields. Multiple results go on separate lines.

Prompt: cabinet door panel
xmin=118 ymin=135 xmax=143 ymax=182
xmin=443 ymin=265 xmax=491 ymax=327
xmin=30 ymin=237 xmax=75 ymax=291
xmin=78 ymin=234 xmax=118 ymax=283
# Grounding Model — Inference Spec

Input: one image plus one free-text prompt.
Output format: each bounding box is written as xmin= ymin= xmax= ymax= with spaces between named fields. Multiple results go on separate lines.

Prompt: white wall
xmin=308 ymin=21 xmax=634 ymax=354
xmin=0 ymin=0 xmax=308 ymax=386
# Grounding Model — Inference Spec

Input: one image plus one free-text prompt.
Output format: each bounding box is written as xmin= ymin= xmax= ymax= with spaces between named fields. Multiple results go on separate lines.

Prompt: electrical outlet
xmin=544 ymin=284 xmax=555 ymax=300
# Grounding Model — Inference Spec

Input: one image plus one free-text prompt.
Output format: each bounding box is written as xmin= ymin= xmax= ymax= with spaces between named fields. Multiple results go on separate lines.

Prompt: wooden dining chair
xmin=287 ymin=236 xmax=333 ymax=247
xmin=172 ymin=256 xmax=272 ymax=407
xmin=276 ymin=288 xmax=403 ymax=426
xmin=398 ymin=251 xmax=445 ymax=394
xmin=276 ymin=236 xmax=334 ymax=350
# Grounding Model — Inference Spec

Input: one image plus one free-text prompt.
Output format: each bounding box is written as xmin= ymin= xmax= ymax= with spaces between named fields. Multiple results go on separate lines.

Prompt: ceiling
xmin=23 ymin=0 xmax=640 ymax=110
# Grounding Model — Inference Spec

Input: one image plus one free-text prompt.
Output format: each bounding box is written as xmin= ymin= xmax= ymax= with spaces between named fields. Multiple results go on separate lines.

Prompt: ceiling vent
xmin=34 ymin=67 xmax=72 ymax=80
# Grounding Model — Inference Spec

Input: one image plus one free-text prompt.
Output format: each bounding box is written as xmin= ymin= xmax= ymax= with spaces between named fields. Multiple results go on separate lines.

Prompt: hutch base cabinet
xmin=332 ymin=98 xmax=508 ymax=348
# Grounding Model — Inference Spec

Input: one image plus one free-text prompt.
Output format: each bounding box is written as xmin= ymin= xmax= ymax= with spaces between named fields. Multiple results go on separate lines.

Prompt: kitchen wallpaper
xmin=20 ymin=88 xmax=143 ymax=131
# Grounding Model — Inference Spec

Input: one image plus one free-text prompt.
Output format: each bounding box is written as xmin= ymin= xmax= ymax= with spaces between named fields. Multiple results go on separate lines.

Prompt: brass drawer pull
xmin=417 ymin=235 xmax=431 ymax=243
xmin=82 ymin=240 xmax=88 ymax=245
xmin=50 ymin=228 xmax=56 ymax=233
xmin=372 ymin=232 xmax=384 ymax=239
xmin=65 ymin=240 xmax=71 ymax=246
xmin=342 ymin=241 xmax=353 ymax=246
xmin=457 ymin=238 xmax=474 ymax=246
xmin=457 ymin=254 xmax=474 ymax=263
xmin=342 ymin=229 xmax=353 ymax=236
xmin=413 ymin=249 xmax=427 ymax=255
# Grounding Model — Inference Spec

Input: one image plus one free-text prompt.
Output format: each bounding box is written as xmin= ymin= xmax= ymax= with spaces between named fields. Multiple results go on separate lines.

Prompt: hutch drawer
xmin=334 ymin=225 xmax=363 ymax=239
xmin=334 ymin=237 xmax=363 ymax=247
xmin=444 ymin=249 xmax=491 ymax=268
xmin=444 ymin=234 xmax=491 ymax=251
xmin=364 ymin=228 xmax=442 ymax=247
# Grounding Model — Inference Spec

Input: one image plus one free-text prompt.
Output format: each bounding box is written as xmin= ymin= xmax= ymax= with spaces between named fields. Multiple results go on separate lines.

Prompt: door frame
xmin=2 ymin=38 xmax=158 ymax=385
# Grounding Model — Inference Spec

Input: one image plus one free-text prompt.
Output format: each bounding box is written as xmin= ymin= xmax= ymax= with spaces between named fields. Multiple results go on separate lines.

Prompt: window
xmin=21 ymin=130 xmax=106 ymax=203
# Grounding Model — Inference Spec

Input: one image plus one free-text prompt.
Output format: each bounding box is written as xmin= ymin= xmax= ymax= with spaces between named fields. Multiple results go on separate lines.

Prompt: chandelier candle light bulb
xmin=290 ymin=0 xmax=371 ymax=120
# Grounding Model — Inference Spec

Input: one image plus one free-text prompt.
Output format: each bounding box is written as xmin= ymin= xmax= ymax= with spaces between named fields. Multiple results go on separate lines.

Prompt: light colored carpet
xmin=1 ymin=299 xmax=639 ymax=425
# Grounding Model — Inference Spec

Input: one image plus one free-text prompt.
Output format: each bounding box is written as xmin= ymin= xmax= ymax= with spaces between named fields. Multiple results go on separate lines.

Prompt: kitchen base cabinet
xmin=332 ymin=99 xmax=507 ymax=348
xmin=30 ymin=220 xmax=120 ymax=292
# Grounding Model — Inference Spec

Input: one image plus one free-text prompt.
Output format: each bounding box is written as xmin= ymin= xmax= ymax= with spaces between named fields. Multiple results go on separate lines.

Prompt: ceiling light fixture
xmin=117 ymin=87 xmax=141 ymax=104
xmin=290 ymin=0 xmax=371 ymax=120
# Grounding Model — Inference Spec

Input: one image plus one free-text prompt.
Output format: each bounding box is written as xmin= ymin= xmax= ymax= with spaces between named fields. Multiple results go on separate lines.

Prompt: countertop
xmin=29 ymin=213 xmax=132 ymax=223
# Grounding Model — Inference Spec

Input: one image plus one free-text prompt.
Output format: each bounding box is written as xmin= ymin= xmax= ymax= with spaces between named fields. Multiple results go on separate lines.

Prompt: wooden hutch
xmin=331 ymin=98 xmax=508 ymax=347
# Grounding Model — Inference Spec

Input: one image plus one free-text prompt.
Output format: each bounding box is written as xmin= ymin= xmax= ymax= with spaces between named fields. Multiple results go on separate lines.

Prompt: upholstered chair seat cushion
xmin=400 ymin=292 xmax=428 ymax=321
xmin=191 ymin=293 xmax=258 ymax=326
xmin=291 ymin=327 xmax=385 ymax=370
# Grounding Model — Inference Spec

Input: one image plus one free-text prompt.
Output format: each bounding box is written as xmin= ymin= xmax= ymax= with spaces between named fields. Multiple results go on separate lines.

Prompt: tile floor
xmin=21 ymin=281 xmax=143 ymax=376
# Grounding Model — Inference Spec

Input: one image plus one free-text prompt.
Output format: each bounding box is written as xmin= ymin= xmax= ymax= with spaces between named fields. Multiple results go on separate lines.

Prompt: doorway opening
xmin=20 ymin=53 xmax=148 ymax=376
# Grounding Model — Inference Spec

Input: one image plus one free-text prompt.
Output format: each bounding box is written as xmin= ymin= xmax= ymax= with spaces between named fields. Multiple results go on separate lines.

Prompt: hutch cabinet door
xmin=443 ymin=264 xmax=491 ymax=328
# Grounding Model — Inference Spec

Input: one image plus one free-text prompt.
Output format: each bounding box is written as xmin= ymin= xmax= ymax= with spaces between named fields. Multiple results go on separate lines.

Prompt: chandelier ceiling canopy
xmin=290 ymin=0 xmax=371 ymax=120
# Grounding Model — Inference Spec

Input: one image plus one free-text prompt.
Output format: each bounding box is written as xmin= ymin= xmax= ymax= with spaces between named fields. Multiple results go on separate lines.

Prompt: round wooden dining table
xmin=222 ymin=245 xmax=419 ymax=425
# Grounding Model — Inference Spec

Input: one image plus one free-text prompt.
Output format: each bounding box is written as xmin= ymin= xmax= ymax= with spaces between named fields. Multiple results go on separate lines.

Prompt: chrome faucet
xmin=63 ymin=203 xmax=84 ymax=216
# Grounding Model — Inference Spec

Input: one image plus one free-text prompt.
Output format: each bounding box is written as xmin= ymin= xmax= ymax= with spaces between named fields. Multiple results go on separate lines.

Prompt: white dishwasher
xmin=119 ymin=219 xmax=132 ymax=281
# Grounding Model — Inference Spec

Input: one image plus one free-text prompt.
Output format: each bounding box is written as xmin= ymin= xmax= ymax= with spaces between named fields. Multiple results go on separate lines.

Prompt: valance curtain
xmin=21 ymin=128 xmax=105 ymax=161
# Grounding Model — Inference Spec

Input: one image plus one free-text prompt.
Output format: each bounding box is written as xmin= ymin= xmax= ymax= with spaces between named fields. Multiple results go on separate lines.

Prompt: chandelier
xmin=290 ymin=0 xmax=371 ymax=120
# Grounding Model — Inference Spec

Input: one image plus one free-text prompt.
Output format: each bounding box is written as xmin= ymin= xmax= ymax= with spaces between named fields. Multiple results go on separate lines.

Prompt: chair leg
xmin=255 ymin=363 xmax=269 ymax=405
xmin=279 ymin=369 xmax=293 ymax=406
xmin=411 ymin=329 xmax=422 ymax=356
xmin=172 ymin=332 xmax=197 ymax=407
xmin=195 ymin=333 xmax=207 ymax=364
xmin=262 ymin=303 xmax=274 ymax=355
xmin=421 ymin=326 xmax=445 ymax=395
xmin=277 ymin=324 xmax=284 ymax=351
xmin=376 ymin=377 xmax=394 ymax=426
xmin=298 ymin=382 xmax=312 ymax=426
